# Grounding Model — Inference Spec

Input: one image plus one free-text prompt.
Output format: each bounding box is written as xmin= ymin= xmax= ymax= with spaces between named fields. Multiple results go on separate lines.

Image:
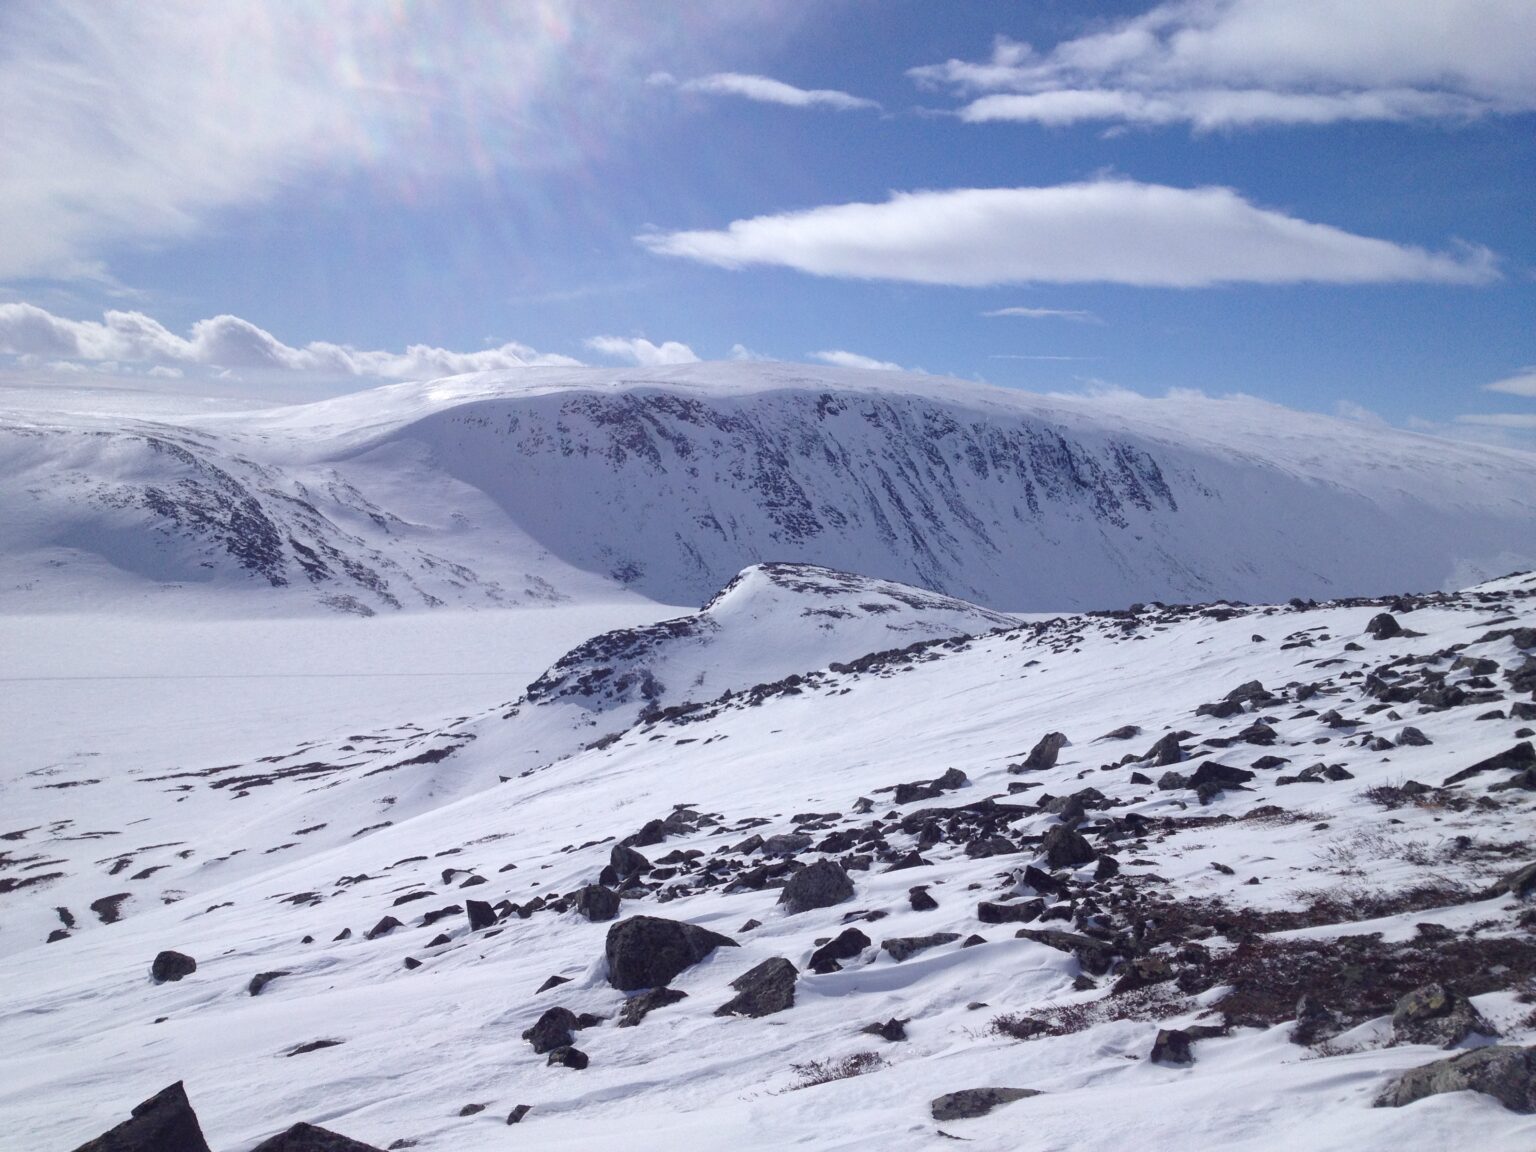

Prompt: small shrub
xmin=785 ymin=1051 xmax=885 ymax=1090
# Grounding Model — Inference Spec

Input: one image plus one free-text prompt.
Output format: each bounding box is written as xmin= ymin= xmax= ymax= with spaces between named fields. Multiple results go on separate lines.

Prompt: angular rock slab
xmin=73 ymin=1082 xmax=211 ymax=1152
xmin=931 ymin=1087 xmax=1041 ymax=1121
xmin=778 ymin=859 xmax=854 ymax=914
xmin=249 ymin=1122 xmax=386 ymax=1151
xmin=605 ymin=915 xmax=737 ymax=991
xmin=715 ymin=957 xmax=797 ymax=1018
xmin=1377 ymin=1045 xmax=1536 ymax=1113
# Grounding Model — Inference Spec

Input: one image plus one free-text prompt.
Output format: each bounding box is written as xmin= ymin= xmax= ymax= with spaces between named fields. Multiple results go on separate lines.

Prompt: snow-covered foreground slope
xmin=4 ymin=361 xmax=1534 ymax=614
xmin=4 ymin=565 xmax=1536 ymax=1150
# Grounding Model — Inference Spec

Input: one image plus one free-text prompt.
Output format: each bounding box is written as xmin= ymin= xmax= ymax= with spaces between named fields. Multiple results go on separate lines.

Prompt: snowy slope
xmin=4 ymin=565 xmax=1536 ymax=1151
xmin=3 ymin=361 xmax=1534 ymax=614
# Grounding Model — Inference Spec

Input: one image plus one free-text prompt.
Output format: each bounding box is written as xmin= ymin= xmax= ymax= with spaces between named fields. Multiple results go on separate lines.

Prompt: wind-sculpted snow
xmin=3 ymin=361 xmax=1535 ymax=612
xmin=7 ymin=567 xmax=1536 ymax=1150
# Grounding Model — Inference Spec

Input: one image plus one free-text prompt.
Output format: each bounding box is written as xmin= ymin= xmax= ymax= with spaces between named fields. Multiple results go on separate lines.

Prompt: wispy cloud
xmin=0 ymin=302 xmax=580 ymax=379
xmin=810 ymin=350 xmax=903 ymax=371
xmin=984 ymin=306 xmax=1100 ymax=322
xmin=1484 ymin=367 xmax=1536 ymax=398
xmin=1455 ymin=413 xmax=1536 ymax=429
xmin=640 ymin=180 xmax=1497 ymax=288
xmin=0 ymin=3 xmax=791 ymax=281
xmin=910 ymin=1 xmax=1536 ymax=129
xmin=585 ymin=335 xmax=700 ymax=366
xmin=650 ymin=70 xmax=879 ymax=111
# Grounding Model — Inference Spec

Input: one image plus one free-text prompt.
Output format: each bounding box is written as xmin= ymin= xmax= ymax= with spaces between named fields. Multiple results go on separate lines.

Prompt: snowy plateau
xmin=3 ymin=363 xmax=1536 ymax=1152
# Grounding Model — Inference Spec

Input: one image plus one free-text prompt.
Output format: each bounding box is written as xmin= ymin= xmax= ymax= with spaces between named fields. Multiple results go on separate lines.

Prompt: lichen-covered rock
xmin=1391 ymin=983 xmax=1496 ymax=1047
xmin=930 ymin=1087 xmax=1041 ymax=1121
xmin=1376 ymin=1045 xmax=1536 ymax=1113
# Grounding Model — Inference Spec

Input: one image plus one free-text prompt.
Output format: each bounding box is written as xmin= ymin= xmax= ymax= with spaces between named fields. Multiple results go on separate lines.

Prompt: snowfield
xmin=4 ymin=561 xmax=1536 ymax=1150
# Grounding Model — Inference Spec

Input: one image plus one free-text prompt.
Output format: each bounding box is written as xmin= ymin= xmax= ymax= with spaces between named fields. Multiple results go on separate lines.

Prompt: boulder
xmin=248 ymin=971 xmax=289 ymax=997
xmin=575 ymin=884 xmax=621 ymax=923
xmin=465 ymin=898 xmax=496 ymax=931
xmin=1376 ymin=1044 xmax=1536 ymax=1112
xmin=604 ymin=915 xmax=737 ymax=991
xmin=72 ymin=1082 xmax=211 ymax=1152
xmin=778 ymin=859 xmax=854 ymax=914
xmin=150 ymin=951 xmax=197 ymax=984
xmin=1017 ymin=732 xmax=1069 ymax=773
xmin=1041 ymin=825 xmax=1095 ymax=869
xmin=1014 ymin=928 xmax=1116 ymax=976
xmin=977 ymin=899 xmax=1043 ymax=925
xmin=610 ymin=843 xmax=652 ymax=881
xmin=1366 ymin=612 xmax=1403 ymax=639
xmin=881 ymin=933 xmax=959 ymax=962
xmin=863 ymin=1017 xmax=908 ymax=1042
xmin=522 ymin=1007 xmax=578 ymax=1054
xmin=546 ymin=1046 xmax=589 ymax=1070
xmin=248 ymin=1124 xmax=386 ymax=1151
xmin=1391 ymin=983 xmax=1496 ymax=1047
xmin=1143 ymin=732 xmax=1185 ymax=766
xmin=808 ymin=927 xmax=871 ymax=973
xmin=930 ymin=1087 xmax=1041 ymax=1121
xmin=715 ymin=957 xmax=798 ymax=1018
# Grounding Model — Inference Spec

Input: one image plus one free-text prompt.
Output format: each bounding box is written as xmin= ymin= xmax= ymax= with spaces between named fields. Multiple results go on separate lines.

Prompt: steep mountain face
xmin=3 ymin=362 xmax=1533 ymax=612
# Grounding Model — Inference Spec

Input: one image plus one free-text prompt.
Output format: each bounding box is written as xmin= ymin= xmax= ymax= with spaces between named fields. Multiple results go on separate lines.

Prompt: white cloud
xmin=640 ymin=180 xmax=1496 ymax=288
xmin=1455 ymin=413 xmax=1536 ymax=429
xmin=584 ymin=335 xmax=700 ymax=366
xmin=810 ymin=350 xmax=903 ymax=372
xmin=911 ymin=2 xmax=1536 ymax=129
xmin=984 ymin=306 xmax=1100 ymax=322
xmin=0 ymin=302 xmax=581 ymax=379
xmin=0 ymin=3 xmax=790 ymax=281
xmin=1484 ymin=367 xmax=1536 ymax=398
xmin=728 ymin=343 xmax=775 ymax=361
xmin=1334 ymin=399 xmax=1387 ymax=425
xmin=651 ymin=71 xmax=879 ymax=111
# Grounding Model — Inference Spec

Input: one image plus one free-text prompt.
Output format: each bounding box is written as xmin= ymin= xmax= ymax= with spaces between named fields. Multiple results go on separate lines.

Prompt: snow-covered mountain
xmin=5 ymin=562 xmax=1536 ymax=1150
xmin=4 ymin=362 xmax=1533 ymax=614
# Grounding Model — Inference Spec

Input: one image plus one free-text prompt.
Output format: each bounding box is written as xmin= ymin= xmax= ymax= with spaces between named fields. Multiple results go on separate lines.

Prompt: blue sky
xmin=1 ymin=0 xmax=1534 ymax=438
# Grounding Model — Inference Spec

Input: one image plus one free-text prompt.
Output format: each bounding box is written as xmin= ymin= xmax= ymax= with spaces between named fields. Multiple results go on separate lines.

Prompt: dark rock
xmin=546 ymin=1046 xmax=588 ymax=1070
xmin=1151 ymin=1029 xmax=1194 ymax=1065
xmin=1366 ymin=613 xmax=1403 ymax=640
xmin=1014 ymin=928 xmax=1116 ymax=976
xmin=1101 ymin=725 xmax=1141 ymax=741
xmin=458 ymin=1104 xmax=485 ymax=1116
xmin=1041 ymin=825 xmax=1095 ymax=869
xmin=1189 ymin=761 xmax=1256 ymax=789
xmin=1444 ymin=741 xmax=1536 ymax=786
xmin=506 ymin=1105 xmax=532 ymax=1125
xmin=1392 ymin=982 xmax=1496 ymax=1047
xmin=977 ymin=899 xmax=1043 ymax=925
xmin=1143 ymin=732 xmax=1185 ymax=766
xmin=779 ymin=859 xmax=854 ymax=914
xmin=930 ymin=1087 xmax=1041 ymax=1121
xmin=1017 ymin=732 xmax=1069 ymax=773
xmin=1291 ymin=995 xmax=1342 ymax=1046
xmin=536 ymin=974 xmax=571 ymax=994
xmin=808 ymin=927 xmax=871 ymax=973
xmin=1376 ymin=1044 xmax=1536 ymax=1112
xmin=1486 ymin=861 xmax=1536 ymax=900
xmin=249 ymin=970 xmax=289 ymax=996
xmin=882 ymin=933 xmax=960 ymax=962
xmin=1094 ymin=855 xmax=1120 ymax=881
xmin=248 ymin=1122 xmax=386 ymax=1151
xmin=715 ymin=957 xmax=797 ymax=1018
xmin=618 ymin=986 xmax=688 ymax=1027
xmin=909 ymin=886 xmax=939 ymax=912
xmin=610 ymin=844 xmax=652 ymax=880
xmin=575 ymin=884 xmax=621 ymax=922
xmin=150 ymin=951 xmax=197 ymax=984
xmin=72 ymin=1081 xmax=212 ymax=1152
xmin=962 ymin=934 xmax=987 ymax=947
xmin=364 ymin=916 xmax=402 ymax=940
xmin=862 ymin=1018 xmax=908 ymax=1042
xmin=286 ymin=1039 xmax=343 ymax=1056
xmin=605 ymin=915 xmax=738 ymax=991
xmin=623 ymin=819 xmax=669 ymax=848
xmin=465 ymin=899 xmax=496 ymax=931
xmin=1021 ymin=865 xmax=1064 ymax=897
xmin=523 ymin=1007 xmax=578 ymax=1054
